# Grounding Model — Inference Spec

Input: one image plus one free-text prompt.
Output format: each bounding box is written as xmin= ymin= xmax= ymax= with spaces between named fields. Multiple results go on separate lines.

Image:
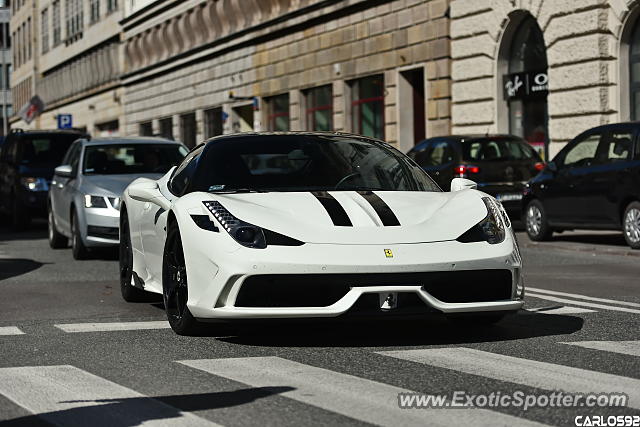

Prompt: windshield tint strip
xmin=311 ymin=191 xmax=353 ymax=226
xmin=357 ymin=191 xmax=401 ymax=226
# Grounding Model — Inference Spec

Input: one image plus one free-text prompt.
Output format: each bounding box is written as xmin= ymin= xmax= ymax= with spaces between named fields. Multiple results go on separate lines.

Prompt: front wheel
xmin=162 ymin=223 xmax=203 ymax=335
xmin=48 ymin=205 xmax=68 ymax=249
xmin=623 ymin=201 xmax=640 ymax=249
xmin=524 ymin=200 xmax=553 ymax=241
xmin=71 ymin=211 xmax=90 ymax=260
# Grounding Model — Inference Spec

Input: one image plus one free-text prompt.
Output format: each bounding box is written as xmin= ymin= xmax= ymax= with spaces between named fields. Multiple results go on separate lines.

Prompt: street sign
xmin=57 ymin=114 xmax=73 ymax=129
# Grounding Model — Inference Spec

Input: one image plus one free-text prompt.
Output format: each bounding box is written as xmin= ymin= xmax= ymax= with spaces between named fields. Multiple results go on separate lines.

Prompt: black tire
xmin=71 ymin=211 xmax=90 ymax=260
xmin=11 ymin=197 xmax=30 ymax=231
xmin=163 ymin=222 xmax=204 ymax=335
xmin=447 ymin=313 xmax=507 ymax=326
xmin=120 ymin=210 xmax=154 ymax=302
xmin=48 ymin=204 xmax=68 ymax=249
xmin=524 ymin=199 xmax=553 ymax=241
xmin=623 ymin=201 xmax=640 ymax=250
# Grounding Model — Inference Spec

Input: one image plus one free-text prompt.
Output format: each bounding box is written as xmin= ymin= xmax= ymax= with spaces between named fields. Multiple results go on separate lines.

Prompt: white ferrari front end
xmin=120 ymin=132 xmax=524 ymax=335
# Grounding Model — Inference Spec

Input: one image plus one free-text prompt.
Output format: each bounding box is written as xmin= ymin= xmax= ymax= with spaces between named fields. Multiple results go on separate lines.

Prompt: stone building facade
xmin=10 ymin=0 xmax=124 ymax=136
xmin=0 ymin=5 xmax=11 ymax=136
xmin=122 ymin=0 xmax=452 ymax=151
xmin=450 ymin=0 xmax=640 ymax=159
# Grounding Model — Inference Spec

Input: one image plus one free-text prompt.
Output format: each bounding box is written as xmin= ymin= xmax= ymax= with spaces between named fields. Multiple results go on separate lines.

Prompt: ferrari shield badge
xmin=384 ymin=249 xmax=393 ymax=258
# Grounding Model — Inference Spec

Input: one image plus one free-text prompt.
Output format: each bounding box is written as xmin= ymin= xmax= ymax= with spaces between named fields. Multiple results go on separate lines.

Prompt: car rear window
xmin=462 ymin=138 xmax=540 ymax=162
xmin=20 ymin=135 xmax=79 ymax=167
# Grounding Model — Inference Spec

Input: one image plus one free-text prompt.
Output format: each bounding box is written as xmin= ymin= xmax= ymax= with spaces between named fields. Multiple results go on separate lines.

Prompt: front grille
xmin=235 ymin=270 xmax=513 ymax=308
xmin=87 ymin=225 xmax=119 ymax=240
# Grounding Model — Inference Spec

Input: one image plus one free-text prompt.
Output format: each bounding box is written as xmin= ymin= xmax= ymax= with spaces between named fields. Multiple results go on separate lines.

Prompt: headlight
xmin=457 ymin=197 xmax=508 ymax=244
xmin=20 ymin=177 xmax=49 ymax=192
xmin=84 ymin=195 xmax=108 ymax=208
xmin=203 ymin=201 xmax=266 ymax=249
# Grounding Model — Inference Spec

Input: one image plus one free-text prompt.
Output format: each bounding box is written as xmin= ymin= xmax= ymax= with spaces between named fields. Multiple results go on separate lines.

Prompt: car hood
xmin=82 ymin=173 xmax=164 ymax=197
xmin=197 ymin=190 xmax=488 ymax=245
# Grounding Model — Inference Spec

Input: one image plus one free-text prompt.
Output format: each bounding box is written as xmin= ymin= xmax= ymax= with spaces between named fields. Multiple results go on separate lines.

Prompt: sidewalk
xmin=515 ymin=231 xmax=640 ymax=257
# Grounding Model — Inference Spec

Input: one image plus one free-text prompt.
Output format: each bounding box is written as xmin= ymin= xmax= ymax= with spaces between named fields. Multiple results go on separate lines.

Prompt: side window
xmin=69 ymin=145 xmax=81 ymax=174
xmin=562 ymin=133 xmax=602 ymax=168
xmin=413 ymin=141 xmax=454 ymax=166
xmin=601 ymin=131 xmax=633 ymax=163
xmin=169 ymin=147 xmax=202 ymax=195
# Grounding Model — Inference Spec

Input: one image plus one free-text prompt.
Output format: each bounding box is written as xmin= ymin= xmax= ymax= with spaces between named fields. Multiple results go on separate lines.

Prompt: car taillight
xmin=534 ymin=162 xmax=545 ymax=171
xmin=454 ymin=165 xmax=480 ymax=177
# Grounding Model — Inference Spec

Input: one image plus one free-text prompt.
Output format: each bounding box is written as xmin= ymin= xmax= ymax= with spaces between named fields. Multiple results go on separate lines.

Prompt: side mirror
xmin=547 ymin=161 xmax=558 ymax=173
xmin=54 ymin=165 xmax=74 ymax=178
xmin=451 ymin=177 xmax=477 ymax=192
xmin=127 ymin=180 xmax=171 ymax=210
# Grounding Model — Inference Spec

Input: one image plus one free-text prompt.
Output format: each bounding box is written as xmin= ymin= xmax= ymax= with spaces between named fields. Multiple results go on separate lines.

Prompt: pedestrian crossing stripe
xmin=0 ymin=326 xmax=24 ymax=336
xmin=561 ymin=341 xmax=640 ymax=357
xmin=54 ymin=320 xmax=170 ymax=333
xmin=525 ymin=306 xmax=597 ymax=315
xmin=377 ymin=347 xmax=640 ymax=409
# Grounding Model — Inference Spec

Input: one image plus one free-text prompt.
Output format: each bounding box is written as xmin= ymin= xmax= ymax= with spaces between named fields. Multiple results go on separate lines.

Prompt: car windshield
xmin=83 ymin=144 xmax=188 ymax=175
xmin=462 ymin=138 xmax=540 ymax=162
xmin=20 ymin=135 xmax=79 ymax=167
xmin=191 ymin=135 xmax=440 ymax=192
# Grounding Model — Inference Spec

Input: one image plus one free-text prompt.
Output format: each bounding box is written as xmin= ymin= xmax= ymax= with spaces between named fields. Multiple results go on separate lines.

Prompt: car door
xmin=141 ymin=146 xmax=201 ymax=285
xmin=544 ymin=130 xmax=604 ymax=224
xmin=52 ymin=141 xmax=82 ymax=235
xmin=583 ymin=127 xmax=636 ymax=225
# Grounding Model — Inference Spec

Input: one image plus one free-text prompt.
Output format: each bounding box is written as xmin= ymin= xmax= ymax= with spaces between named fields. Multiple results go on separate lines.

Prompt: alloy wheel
xmin=526 ymin=205 xmax=542 ymax=236
xmin=624 ymin=208 xmax=640 ymax=244
xmin=164 ymin=234 xmax=188 ymax=322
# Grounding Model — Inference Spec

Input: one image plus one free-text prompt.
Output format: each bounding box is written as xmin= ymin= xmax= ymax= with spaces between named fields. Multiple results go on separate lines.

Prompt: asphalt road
xmin=1 ymin=222 xmax=639 ymax=427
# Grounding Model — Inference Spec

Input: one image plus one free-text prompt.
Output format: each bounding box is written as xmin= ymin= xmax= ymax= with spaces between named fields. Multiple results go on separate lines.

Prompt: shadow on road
xmin=0 ymin=259 xmax=47 ymax=281
xmin=212 ymin=311 xmax=584 ymax=347
xmin=0 ymin=387 xmax=294 ymax=427
xmin=550 ymin=232 xmax=627 ymax=247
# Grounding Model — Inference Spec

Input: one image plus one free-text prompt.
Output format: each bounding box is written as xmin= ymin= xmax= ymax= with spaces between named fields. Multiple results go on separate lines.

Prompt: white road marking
xmin=55 ymin=321 xmax=170 ymax=333
xmin=561 ymin=341 xmax=640 ymax=357
xmin=0 ymin=326 xmax=25 ymax=335
xmin=527 ymin=287 xmax=640 ymax=308
xmin=525 ymin=306 xmax=596 ymax=315
xmin=527 ymin=292 xmax=640 ymax=314
xmin=180 ymin=357 xmax=546 ymax=427
xmin=0 ymin=365 xmax=220 ymax=426
xmin=378 ymin=348 xmax=640 ymax=409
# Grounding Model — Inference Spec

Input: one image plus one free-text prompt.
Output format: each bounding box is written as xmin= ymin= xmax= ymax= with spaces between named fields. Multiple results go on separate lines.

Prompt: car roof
xmin=81 ymin=136 xmax=181 ymax=146
xmin=202 ymin=131 xmax=388 ymax=147
xmin=9 ymin=129 xmax=86 ymax=137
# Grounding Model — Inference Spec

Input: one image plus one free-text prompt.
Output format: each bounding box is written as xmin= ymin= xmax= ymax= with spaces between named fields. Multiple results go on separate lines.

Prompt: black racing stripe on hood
xmin=356 ymin=191 xmax=401 ymax=226
xmin=311 ymin=191 xmax=352 ymax=226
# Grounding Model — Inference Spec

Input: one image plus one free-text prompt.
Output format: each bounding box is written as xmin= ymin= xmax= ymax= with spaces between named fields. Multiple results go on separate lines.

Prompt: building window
xmin=304 ymin=85 xmax=333 ymax=131
xmin=0 ymin=23 xmax=10 ymax=48
xmin=52 ymin=1 xmax=61 ymax=46
xmin=139 ymin=121 xmax=152 ymax=136
xmin=159 ymin=117 xmax=173 ymax=140
xmin=180 ymin=112 xmax=197 ymax=148
xmin=350 ymin=75 xmax=385 ymax=139
xmin=41 ymin=9 xmax=49 ymax=54
xmin=502 ymin=15 xmax=548 ymax=158
xmin=204 ymin=107 xmax=223 ymax=139
xmin=266 ymin=94 xmax=290 ymax=131
xmin=106 ymin=0 xmax=117 ymax=13
xmin=89 ymin=0 xmax=100 ymax=23
xmin=65 ymin=0 xmax=83 ymax=41
xmin=27 ymin=17 xmax=31 ymax=60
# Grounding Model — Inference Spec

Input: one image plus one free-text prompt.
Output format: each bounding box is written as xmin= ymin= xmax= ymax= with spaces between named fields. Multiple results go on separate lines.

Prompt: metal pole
xmin=2 ymin=10 xmax=7 ymax=136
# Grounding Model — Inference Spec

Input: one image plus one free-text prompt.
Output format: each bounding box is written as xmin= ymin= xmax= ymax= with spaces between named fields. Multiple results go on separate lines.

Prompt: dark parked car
xmin=523 ymin=122 xmax=640 ymax=249
xmin=407 ymin=134 xmax=545 ymax=218
xmin=0 ymin=129 xmax=87 ymax=229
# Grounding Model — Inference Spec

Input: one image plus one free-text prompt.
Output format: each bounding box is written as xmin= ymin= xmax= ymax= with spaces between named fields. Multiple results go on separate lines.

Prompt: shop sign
xmin=503 ymin=71 xmax=548 ymax=100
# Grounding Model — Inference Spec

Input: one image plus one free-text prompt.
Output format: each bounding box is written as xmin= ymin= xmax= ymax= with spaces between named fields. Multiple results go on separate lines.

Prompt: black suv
xmin=523 ymin=123 xmax=640 ymax=249
xmin=407 ymin=134 xmax=545 ymax=218
xmin=0 ymin=129 xmax=87 ymax=229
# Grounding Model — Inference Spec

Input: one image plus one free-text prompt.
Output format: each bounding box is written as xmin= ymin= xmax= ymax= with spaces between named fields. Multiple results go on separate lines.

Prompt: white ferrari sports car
xmin=120 ymin=132 xmax=524 ymax=335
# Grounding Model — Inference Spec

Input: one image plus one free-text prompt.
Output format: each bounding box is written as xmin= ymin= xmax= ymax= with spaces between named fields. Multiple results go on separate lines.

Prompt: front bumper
xmin=81 ymin=206 xmax=120 ymax=247
xmin=184 ymin=230 xmax=524 ymax=320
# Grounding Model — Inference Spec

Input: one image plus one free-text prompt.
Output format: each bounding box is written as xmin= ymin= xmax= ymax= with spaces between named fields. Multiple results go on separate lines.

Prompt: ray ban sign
xmin=503 ymin=70 xmax=548 ymax=100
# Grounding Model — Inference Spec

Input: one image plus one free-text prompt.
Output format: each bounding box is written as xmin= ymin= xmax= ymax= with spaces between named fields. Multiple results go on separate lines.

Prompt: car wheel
xmin=162 ymin=222 xmax=203 ymax=335
xmin=524 ymin=200 xmax=553 ymax=241
xmin=11 ymin=197 xmax=30 ymax=231
xmin=120 ymin=212 xmax=155 ymax=302
xmin=48 ymin=205 xmax=68 ymax=249
xmin=623 ymin=201 xmax=640 ymax=250
xmin=71 ymin=211 xmax=90 ymax=260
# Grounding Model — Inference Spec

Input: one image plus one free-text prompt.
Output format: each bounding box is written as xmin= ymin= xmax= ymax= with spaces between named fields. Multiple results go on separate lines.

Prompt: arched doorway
xmin=501 ymin=15 xmax=549 ymax=159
